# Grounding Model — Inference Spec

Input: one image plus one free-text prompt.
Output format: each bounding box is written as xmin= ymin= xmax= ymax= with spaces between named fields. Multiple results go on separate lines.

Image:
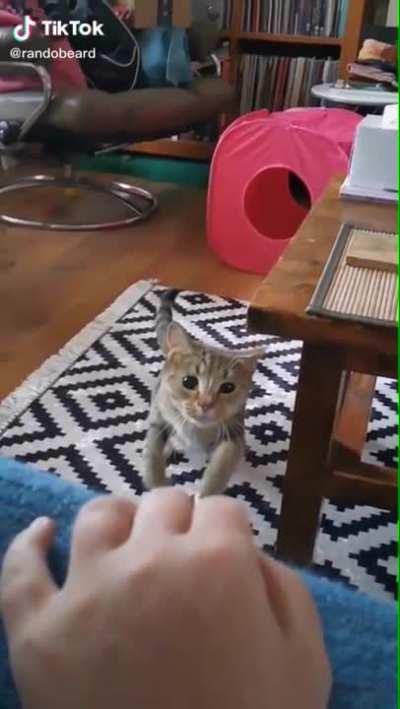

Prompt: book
xmin=319 ymin=0 xmax=327 ymax=35
xmin=348 ymin=63 xmax=398 ymax=88
xmin=325 ymin=0 xmax=335 ymax=35
xmin=239 ymin=53 xmax=340 ymax=112
xmin=298 ymin=0 xmax=307 ymax=34
xmin=239 ymin=0 xmax=344 ymax=36
xmin=338 ymin=0 xmax=349 ymax=36
xmin=310 ymin=0 xmax=320 ymax=34
xmin=283 ymin=58 xmax=296 ymax=108
xmin=304 ymin=0 xmax=314 ymax=34
xmin=272 ymin=58 xmax=283 ymax=110
xmin=279 ymin=56 xmax=291 ymax=107
xmin=282 ymin=0 xmax=291 ymax=35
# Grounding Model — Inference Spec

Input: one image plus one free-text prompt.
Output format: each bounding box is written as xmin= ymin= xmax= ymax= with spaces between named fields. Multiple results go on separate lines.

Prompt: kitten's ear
xmin=165 ymin=323 xmax=193 ymax=355
xmin=237 ymin=349 xmax=263 ymax=375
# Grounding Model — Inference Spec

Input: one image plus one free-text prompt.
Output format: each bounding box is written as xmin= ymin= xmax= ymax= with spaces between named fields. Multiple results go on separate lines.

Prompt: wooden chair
xmin=327 ymin=373 xmax=397 ymax=511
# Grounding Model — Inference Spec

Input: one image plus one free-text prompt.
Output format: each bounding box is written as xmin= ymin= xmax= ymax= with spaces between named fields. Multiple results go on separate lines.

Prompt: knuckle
xmin=2 ymin=575 xmax=26 ymax=603
xmin=1 ymin=574 xmax=44 ymax=617
xmin=123 ymin=562 xmax=154 ymax=594
xmin=13 ymin=626 xmax=41 ymax=655
xmin=70 ymin=590 xmax=100 ymax=627
xmin=0 ymin=580 xmax=17 ymax=613
xmin=203 ymin=496 xmax=249 ymax=526
xmin=215 ymin=496 xmax=249 ymax=523
xmin=13 ymin=625 xmax=57 ymax=668
xmin=123 ymin=544 xmax=170 ymax=587
xmin=2 ymin=533 xmax=28 ymax=569
xmin=1 ymin=555 xmax=25 ymax=600
xmin=145 ymin=487 xmax=190 ymax=506
xmin=200 ymin=535 xmax=242 ymax=569
xmin=78 ymin=496 xmax=115 ymax=518
xmin=77 ymin=496 xmax=134 ymax=526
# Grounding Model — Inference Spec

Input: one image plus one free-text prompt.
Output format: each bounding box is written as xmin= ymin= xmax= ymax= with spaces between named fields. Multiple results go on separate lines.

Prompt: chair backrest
xmin=0 ymin=62 xmax=51 ymax=148
xmin=0 ymin=90 xmax=44 ymax=122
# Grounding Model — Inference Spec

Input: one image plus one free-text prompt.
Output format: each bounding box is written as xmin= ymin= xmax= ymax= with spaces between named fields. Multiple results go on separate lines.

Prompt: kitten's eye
xmin=182 ymin=375 xmax=198 ymax=390
xmin=220 ymin=382 xmax=236 ymax=394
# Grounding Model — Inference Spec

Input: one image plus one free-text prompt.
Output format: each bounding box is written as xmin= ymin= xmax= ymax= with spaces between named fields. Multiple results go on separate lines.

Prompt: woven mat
xmin=0 ymin=281 xmax=397 ymax=599
xmin=308 ymin=225 xmax=397 ymax=327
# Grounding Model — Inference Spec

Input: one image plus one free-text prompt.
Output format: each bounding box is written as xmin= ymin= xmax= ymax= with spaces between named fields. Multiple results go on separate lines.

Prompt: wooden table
xmin=248 ymin=176 xmax=397 ymax=566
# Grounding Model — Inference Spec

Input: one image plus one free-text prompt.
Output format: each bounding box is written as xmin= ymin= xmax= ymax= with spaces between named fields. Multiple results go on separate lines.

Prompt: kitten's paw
xmin=197 ymin=486 xmax=226 ymax=499
xmin=142 ymin=467 xmax=168 ymax=491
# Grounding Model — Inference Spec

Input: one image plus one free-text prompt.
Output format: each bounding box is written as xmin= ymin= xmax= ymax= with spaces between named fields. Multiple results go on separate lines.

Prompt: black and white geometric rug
xmin=0 ymin=281 xmax=397 ymax=600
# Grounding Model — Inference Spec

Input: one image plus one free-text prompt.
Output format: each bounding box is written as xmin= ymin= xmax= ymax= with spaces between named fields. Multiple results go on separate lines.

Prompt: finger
xmin=191 ymin=496 xmax=252 ymax=538
xmin=258 ymin=553 xmax=324 ymax=638
xmin=257 ymin=552 xmax=294 ymax=633
xmin=0 ymin=517 xmax=57 ymax=634
xmin=69 ymin=497 xmax=137 ymax=568
xmin=131 ymin=488 xmax=193 ymax=539
xmin=259 ymin=553 xmax=332 ymax=695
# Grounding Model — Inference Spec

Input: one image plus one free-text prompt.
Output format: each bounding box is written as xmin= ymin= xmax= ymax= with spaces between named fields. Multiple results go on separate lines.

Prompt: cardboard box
xmin=135 ymin=0 xmax=192 ymax=28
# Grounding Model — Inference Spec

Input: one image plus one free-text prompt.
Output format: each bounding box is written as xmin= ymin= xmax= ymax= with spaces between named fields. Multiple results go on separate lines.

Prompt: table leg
xmin=276 ymin=343 xmax=343 ymax=566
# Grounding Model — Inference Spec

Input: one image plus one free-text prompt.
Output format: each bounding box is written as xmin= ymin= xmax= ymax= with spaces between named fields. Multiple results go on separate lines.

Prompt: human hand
xmin=0 ymin=491 xmax=331 ymax=709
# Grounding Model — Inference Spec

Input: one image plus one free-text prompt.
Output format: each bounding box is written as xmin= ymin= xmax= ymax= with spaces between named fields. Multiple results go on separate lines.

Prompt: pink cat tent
xmin=207 ymin=108 xmax=361 ymax=275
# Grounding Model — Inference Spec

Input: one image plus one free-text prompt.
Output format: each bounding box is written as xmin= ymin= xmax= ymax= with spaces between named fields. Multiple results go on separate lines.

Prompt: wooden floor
xmin=0 ymin=173 xmax=262 ymax=399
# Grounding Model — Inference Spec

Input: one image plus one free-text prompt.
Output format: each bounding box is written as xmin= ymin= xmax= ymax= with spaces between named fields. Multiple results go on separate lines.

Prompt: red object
xmin=207 ymin=108 xmax=361 ymax=275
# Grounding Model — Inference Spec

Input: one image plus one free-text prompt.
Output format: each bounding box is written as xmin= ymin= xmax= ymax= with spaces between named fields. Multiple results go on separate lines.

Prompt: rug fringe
xmin=0 ymin=279 xmax=157 ymax=435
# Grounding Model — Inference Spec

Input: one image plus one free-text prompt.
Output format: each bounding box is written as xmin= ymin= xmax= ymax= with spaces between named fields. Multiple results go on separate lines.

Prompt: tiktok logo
xmin=13 ymin=15 xmax=36 ymax=42
xmin=12 ymin=16 xmax=104 ymax=40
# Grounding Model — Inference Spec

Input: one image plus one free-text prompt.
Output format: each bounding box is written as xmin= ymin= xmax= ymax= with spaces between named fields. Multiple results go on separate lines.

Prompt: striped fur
xmin=144 ymin=291 xmax=261 ymax=497
xmin=155 ymin=289 xmax=180 ymax=352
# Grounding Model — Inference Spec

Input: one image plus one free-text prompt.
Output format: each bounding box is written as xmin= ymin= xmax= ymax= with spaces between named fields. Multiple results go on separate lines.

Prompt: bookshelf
xmin=132 ymin=0 xmax=372 ymax=160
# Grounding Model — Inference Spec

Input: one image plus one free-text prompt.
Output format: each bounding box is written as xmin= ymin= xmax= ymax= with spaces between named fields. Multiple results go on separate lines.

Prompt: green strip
xmin=77 ymin=154 xmax=210 ymax=187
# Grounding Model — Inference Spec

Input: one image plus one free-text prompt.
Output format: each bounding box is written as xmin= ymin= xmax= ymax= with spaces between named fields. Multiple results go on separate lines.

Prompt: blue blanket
xmin=0 ymin=458 xmax=396 ymax=708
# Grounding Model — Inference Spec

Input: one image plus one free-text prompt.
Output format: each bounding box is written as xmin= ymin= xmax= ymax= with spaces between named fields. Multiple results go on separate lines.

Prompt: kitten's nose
xmin=198 ymin=396 xmax=214 ymax=412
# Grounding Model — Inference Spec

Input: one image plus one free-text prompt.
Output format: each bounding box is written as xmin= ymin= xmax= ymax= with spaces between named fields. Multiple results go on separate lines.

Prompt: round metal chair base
xmin=0 ymin=174 xmax=157 ymax=230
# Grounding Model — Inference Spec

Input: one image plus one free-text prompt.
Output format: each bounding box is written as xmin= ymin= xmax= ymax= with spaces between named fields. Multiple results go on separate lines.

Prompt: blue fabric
xmin=136 ymin=28 xmax=192 ymax=88
xmin=0 ymin=458 xmax=396 ymax=709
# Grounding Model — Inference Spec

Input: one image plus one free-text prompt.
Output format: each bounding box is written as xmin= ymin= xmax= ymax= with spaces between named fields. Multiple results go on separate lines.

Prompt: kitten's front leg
xmin=143 ymin=418 xmax=169 ymax=490
xmin=199 ymin=439 xmax=243 ymax=498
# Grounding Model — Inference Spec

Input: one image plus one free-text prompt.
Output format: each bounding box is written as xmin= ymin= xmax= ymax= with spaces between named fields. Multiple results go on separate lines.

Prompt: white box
xmin=347 ymin=111 xmax=397 ymax=193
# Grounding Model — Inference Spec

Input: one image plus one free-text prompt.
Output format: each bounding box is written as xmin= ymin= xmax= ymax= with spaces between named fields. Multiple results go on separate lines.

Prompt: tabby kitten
xmin=143 ymin=290 xmax=261 ymax=497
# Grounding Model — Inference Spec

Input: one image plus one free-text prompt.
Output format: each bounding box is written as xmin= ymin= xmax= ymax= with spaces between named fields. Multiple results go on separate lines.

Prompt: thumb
xmin=0 ymin=517 xmax=58 ymax=635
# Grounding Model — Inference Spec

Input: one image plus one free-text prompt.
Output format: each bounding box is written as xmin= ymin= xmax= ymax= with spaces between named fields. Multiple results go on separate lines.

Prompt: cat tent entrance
xmin=207 ymin=108 xmax=361 ymax=275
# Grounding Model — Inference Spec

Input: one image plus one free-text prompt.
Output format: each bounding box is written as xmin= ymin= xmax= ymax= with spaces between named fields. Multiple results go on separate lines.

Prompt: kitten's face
xmin=162 ymin=324 xmax=259 ymax=428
